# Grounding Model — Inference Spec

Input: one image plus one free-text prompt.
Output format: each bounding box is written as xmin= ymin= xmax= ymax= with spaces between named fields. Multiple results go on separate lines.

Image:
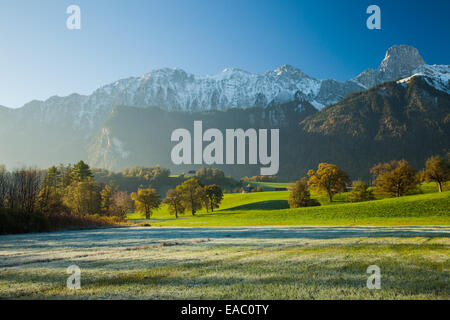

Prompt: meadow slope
xmin=129 ymin=189 xmax=450 ymax=227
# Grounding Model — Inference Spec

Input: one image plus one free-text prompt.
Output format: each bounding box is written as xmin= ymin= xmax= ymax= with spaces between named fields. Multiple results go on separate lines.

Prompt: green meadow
xmin=128 ymin=183 xmax=450 ymax=227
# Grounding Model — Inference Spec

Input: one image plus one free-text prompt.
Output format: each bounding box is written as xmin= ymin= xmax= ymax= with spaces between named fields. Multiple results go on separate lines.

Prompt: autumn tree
xmin=370 ymin=160 xmax=419 ymax=197
xmin=37 ymin=186 xmax=65 ymax=214
xmin=288 ymin=177 xmax=320 ymax=208
xmin=131 ymin=188 xmax=161 ymax=219
xmin=307 ymin=163 xmax=350 ymax=202
xmin=60 ymin=164 xmax=74 ymax=188
xmin=178 ymin=178 xmax=203 ymax=216
xmin=163 ymin=188 xmax=185 ymax=218
xmin=199 ymin=187 xmax=210 ymax=212
xmin=100 ymin=184 xmax=116 ymax=215
xmin=37 ymin=166 xmax=65 ymax=214
xmin=423 ymin=156 xmax=449 ymax=193
xmin=204 ymin=184 xmax=224 ymax=212
xmin=64 ymin=179 xmax=101 ymax=215
xmin=347 ymin=181 xmax=375 ymax=203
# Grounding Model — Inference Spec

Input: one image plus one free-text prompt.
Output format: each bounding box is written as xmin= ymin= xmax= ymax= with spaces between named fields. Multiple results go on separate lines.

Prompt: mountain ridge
xmin=2 ymin=45 xmax=447 ymax=135
xmin=86 ymin=75 xmax=449 ymax=179
xmin=0 ymin=45 xmax=449 ymax=178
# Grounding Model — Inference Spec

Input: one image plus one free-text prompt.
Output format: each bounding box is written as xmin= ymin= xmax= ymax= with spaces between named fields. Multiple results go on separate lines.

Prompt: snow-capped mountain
xmin=399 ymin=64 xmax=450 ymax=94
xmin=100 ymin=65 xmax=322 ymax=111
xmin=2 ymin=45 xmax=449 ymax=137
xmin=353 ymin=45 xmax=426 ymax=88
xmin=0 ymin=45 xmax=448 ymax=173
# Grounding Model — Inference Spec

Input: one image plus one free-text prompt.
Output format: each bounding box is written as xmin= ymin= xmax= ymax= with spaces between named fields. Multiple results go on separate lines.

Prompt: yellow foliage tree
xmin=131 ymin=188 xmax=161 ymax=219
xmin=307 ymin=163 xmax=350 ymax=202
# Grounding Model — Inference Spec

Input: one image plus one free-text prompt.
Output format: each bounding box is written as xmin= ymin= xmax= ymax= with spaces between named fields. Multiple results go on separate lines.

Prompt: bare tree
xmin=0 ymin=165 xmax=7 ymax=208
xmin=9 ymin=168 xmax=42 ymax=213
xmin=109 ymin=191 xmax=133 ymax=220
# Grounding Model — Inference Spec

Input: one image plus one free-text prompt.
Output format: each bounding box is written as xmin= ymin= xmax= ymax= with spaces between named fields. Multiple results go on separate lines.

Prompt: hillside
xmin=88 ymin=99 xmax=318 ymax=177
xmin=292 ymin=76 xmax=450 ymax=179
xmin=131 ymin=188 xmax=450 ymax=227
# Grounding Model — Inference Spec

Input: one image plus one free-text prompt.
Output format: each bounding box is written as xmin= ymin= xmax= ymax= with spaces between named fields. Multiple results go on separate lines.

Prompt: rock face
xmin=315 ymin=79 xmax=365 ymax=105
xmin=354 ymin=45 xmax=426 ymax=88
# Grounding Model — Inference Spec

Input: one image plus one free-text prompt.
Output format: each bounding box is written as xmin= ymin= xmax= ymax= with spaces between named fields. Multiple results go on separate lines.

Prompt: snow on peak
xmin=277 ymin=64 xmax=307 ymax=76
xmin=14 ymin=45 xmax=448 ymax=134
xmin=397 ymin=64 xmax=450 ymax=93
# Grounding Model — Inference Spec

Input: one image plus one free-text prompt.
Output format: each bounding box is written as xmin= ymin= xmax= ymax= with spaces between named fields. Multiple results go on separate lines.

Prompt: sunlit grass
xmin=128 ymin=186 xmax=450 ymax=227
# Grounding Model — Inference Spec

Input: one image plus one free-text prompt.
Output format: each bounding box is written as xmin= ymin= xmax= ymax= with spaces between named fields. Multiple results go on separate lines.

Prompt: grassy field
xmin=1 ymin=182 xmax=447 ymax=300
xmin=128 ymin=182 xmax=450 ymax=227
xmin=0 ymin=227 xmax=448 ymax=299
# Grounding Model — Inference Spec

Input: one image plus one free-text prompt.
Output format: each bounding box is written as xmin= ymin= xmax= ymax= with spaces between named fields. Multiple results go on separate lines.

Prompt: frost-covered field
xmin=0 ymin=226 xmax=449 ymax=299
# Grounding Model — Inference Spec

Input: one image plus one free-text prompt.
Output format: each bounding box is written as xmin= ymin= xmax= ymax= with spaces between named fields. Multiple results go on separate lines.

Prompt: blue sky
xmin=0 ymin=0 xmax=449 ymax=108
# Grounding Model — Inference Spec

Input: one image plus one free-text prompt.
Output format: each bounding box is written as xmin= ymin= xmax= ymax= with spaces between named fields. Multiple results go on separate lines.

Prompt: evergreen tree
xmin=43 ymin=166 xmax=61 ymax=189
xmin=72 ymin=161 xmax=93 ymax=182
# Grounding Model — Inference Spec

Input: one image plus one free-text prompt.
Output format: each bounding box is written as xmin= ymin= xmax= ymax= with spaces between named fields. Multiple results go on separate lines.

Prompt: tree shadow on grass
xmin=222 ymin=200 xmax=290 ymax=211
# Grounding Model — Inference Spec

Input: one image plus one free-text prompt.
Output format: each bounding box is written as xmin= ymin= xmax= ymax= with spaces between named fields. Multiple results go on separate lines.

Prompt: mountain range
xmin=0 ymin=45 xmax=448 ymax=180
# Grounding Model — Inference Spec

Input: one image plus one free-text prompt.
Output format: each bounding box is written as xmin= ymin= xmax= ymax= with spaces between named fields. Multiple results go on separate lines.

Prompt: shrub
xmin=0 ymin=208 xmax=122 ymax=235
xmin=288 ymin=178 xmax=321 ymax=208
xmin=0 ymin=209 xmax=49 ymax=234
xmin=347 ymin=181 xmax=375 ymax=202
xmin=45 ymin=213 xmax=121 ymax=232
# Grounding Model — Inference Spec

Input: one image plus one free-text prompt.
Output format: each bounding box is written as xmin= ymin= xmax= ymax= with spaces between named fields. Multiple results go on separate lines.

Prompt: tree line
xmin=132 ymin=178 xmax=223 ymax=219
xmin=0 ymin=161 xmax=225 ymax=234
xmin=93 ymin=166 xmax=239 ymax=194
xmin=288 ymin=155 xmax=450 ymax=208
xmin=0 ymin=161 xmax=133 ymax=220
